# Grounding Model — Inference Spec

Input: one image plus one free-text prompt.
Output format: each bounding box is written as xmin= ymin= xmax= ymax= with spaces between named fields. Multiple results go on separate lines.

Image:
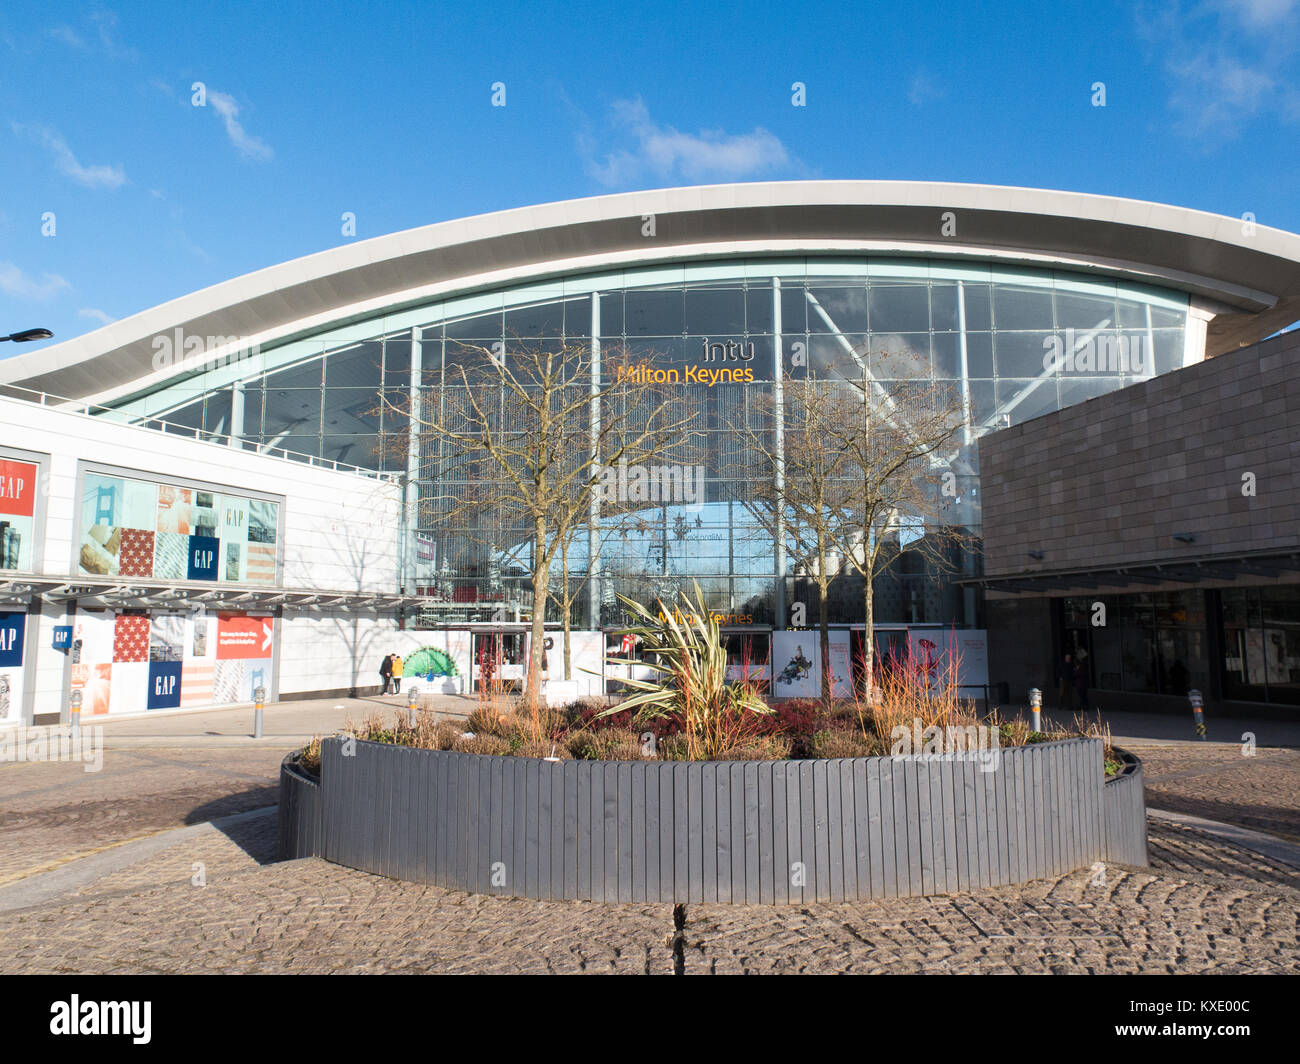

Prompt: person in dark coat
xmin=1055 ymin=652 xmax=1074 ymax=711
xmin=379 ymin=653 xmax=393 ymax=695
xmin=1073 ymin=657 xmax=1090 ymax=712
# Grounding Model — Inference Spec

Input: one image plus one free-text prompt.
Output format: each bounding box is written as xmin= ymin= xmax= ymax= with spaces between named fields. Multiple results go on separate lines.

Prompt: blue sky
xmin=2 ymin=0 xmax=1299 ymax=349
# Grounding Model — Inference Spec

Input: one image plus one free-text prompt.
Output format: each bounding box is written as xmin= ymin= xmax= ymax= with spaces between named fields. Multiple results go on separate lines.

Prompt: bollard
xmin=407 ymin=686 xmax=420 ymax=728
xmin=1189 ymin=688 xmax=1206 ymax=741
xmin=253 ymin=685 xmax=267 ymax=740
xmin=69 ymin=688 xmax=82 ymax=737
xmin=1028 ymin=687 xmax=1042 ymax=733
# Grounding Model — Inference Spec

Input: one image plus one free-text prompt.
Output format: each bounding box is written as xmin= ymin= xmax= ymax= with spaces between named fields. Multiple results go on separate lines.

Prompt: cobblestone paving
xmin=0 ymin=747 xmax=288 ymax=883
xmin=2 ymin=723 xmax=1297 ymax=975
xmin=0 ymin=818 xmax=1295 ymax=975
xmin=1129 ymin=743 xmax=1300 ymax=842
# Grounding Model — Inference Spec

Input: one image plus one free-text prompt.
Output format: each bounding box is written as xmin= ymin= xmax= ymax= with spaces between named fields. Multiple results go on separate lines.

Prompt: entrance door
xmin=471 ymin=630 xmax=528 ymax=693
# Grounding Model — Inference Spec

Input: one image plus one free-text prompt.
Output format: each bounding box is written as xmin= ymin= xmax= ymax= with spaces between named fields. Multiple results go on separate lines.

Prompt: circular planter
xmin=1101 ymin=745 xmax=1148 ymax=867
xmin=278 ymin=735 xmax=1147 ymax=903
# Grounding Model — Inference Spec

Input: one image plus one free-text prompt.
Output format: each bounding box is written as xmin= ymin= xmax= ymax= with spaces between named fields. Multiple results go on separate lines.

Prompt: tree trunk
xmin=525 ymin=515 xmax=548 ymax=718
xmin=862 ymin=570 xmax=875 ymax=705
xmin=561 ymin=538 xmax=572 ymax=681
xmin=818 ymin=559 xmax=831 ymax=704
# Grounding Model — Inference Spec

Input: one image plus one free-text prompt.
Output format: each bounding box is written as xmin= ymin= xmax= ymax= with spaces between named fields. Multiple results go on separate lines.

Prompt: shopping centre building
xmin=2 ymin=180 xmax=1299 ymax=724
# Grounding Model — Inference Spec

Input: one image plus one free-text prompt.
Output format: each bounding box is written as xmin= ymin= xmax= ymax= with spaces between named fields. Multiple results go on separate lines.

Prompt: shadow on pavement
xmin=184 ymin=787 xmax=280 ymax=865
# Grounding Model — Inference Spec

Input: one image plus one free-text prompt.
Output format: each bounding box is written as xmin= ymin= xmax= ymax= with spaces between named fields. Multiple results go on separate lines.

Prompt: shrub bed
xmin=296 ymin=696 xmax=1118 ymax=777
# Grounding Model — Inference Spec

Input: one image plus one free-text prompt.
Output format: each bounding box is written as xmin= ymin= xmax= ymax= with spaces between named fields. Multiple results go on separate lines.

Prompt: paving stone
xmin=2 ymin=727 xmax=1297 ymax=974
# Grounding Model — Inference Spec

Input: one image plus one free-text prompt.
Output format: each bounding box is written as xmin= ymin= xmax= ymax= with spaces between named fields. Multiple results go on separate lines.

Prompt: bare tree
xmin=816 ymin=349 xmax=969 ymax=700
xmin=729 ymin=376 xmax=858 ymax=702
xmin=730 ymin=350 xmax=968 ymax=702
xmin=385 ymin=338 xmax=696 ymax=719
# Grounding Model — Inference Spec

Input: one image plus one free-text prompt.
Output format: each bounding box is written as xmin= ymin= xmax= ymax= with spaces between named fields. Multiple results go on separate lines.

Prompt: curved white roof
xmin=6 ymin=180 xmax=1300 ymax=402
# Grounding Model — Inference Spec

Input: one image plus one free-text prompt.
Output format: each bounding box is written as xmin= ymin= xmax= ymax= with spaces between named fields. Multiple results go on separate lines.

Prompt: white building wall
xmin=0 ymin=397 xmax=403 ymax=720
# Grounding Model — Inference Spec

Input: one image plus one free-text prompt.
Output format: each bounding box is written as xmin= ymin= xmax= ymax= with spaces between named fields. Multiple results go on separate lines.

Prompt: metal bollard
xmin=69 ymin=688 xmax=82 ymax=737
xmin=1189 ymin=688 xmax=1206 ymax=741
xmin=407 ymin=687 xmax=420 ymax=728
xmin=253 ymin=685 xmax=266 ymax=739
xmin=1028 ymin=687 xmax=1042 ymax=733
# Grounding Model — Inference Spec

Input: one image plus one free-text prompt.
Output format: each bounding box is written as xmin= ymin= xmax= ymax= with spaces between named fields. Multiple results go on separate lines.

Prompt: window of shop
xmin=76 ymin=468 xmax=282 ymax=586
xmin=1062 ymin=590 xmax=1208 ymax=696
xmin=0 ymin=449 xmax=46 ymax=572
xmin=1221 ymin=586 xmax=1300 ymax=705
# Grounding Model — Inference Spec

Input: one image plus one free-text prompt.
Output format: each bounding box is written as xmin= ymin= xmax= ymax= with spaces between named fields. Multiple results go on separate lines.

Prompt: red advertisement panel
xmin=216 ymin=613 xmax=274 ymax=660
xmin=0 ymin=460 xmax=37 ymax=518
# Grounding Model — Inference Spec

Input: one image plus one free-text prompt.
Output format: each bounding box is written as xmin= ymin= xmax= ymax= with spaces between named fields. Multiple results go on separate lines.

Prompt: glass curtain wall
xmin=103 ymin=259 xmax=1189 ymax=628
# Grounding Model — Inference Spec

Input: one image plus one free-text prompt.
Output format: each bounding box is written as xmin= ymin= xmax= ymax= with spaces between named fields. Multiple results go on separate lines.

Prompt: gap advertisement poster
xmin=0 ymin=458 xmax=38 ymax=572
xmin=77 ymin=471 xmax=279 ymax=585
xmin=66 ymin=610 xmax=274 ymax=713
xmin=0 ymin=610 xmax=26 ymax=722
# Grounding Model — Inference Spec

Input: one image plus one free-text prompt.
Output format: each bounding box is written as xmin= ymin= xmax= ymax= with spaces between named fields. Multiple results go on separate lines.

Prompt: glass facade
xmin=1221 ymin=586 xmax=1300 ymax=706
xmin=1062 ymin=591 xmax=1210 ymax=697
xmin=104 ymin=258 xmax=1190 ymax=629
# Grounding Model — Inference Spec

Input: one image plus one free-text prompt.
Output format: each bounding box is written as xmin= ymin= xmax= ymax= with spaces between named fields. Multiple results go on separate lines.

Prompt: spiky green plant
xmin=598 ymin=581 xmax=772 ymax=759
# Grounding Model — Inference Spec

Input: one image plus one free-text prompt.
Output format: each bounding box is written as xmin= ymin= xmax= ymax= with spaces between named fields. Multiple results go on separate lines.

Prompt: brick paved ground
xmin=1 ymin=701 xmax=1296 ymax=974
xmin=0 ymin=747 xmax=286 ymax=884
xmin=0 ymin=816 xmax=1295 ymax=974
xmin=0 ymin=694 xmax=475 ymax=884
xmin=1128 ymin=743 xmax=1300 ymax=842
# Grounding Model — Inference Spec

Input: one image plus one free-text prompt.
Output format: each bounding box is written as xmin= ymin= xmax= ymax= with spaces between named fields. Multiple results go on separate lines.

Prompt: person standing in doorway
xmin=1073 ymin=655 xmax=1090 ymax=712
xmin=1055 ymin=651 xmax=1074 ymax=711
xmin=391 ymin=653 xmax=404 ymax=695
xmin=380 ymin=653 xmax=393 ymax=695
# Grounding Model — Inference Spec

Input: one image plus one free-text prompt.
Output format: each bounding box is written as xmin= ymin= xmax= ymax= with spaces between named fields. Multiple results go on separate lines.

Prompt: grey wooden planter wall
xmin=278 ymin=736 xmax=1149 ymax=902
xmin=1101 ymin=752 xmax=1148 ymax=867
xmin=276 ymin=757 xmax=322 ymax=862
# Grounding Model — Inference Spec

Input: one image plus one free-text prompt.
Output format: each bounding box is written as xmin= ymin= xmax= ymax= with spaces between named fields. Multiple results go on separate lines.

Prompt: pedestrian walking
xmin=391 ymin=654 xmax=404 ymax=695
xmin=380 ymin=653 xmax=393 ymax=695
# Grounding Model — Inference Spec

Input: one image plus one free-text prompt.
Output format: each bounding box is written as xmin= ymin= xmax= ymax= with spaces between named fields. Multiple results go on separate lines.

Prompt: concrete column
xmin=956 ymin=281 xmax=973 ymax=448
xmin=404 ymin=327 xmax=423 ymax=594
xmin=229 ymin=381 xmax=245 ymax=448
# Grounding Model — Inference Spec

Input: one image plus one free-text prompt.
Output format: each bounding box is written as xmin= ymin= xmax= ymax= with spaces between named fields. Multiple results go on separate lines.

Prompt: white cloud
xmin=89 ymin=9 xmax=132 ymax=55
xmin=48 ymin=10 xmax=135 ymax=58
xmin=1166 ymin=50 xmax=1276 ymax=133
xmin=1143 ymin=1 xmax=1300 ymax=139
xmin=78 ymin=307 xmax=115 ymax=326
xmin=0 ymin=262 xmax=70 ymax=301
xmin=907 ymin=71 xmax=944 ymax=106
xmin=1215 ymin=0 xmax=1297 ymax=29
xmin=583 ymin=98 xmax=792 ymax=186
xmin=12 ymin=123 xmax=126 ymax=188
xmin=207 ymin=90 xmax=273 ymax=161
xmin=49 ymin=25 xmax=87 ymax=49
